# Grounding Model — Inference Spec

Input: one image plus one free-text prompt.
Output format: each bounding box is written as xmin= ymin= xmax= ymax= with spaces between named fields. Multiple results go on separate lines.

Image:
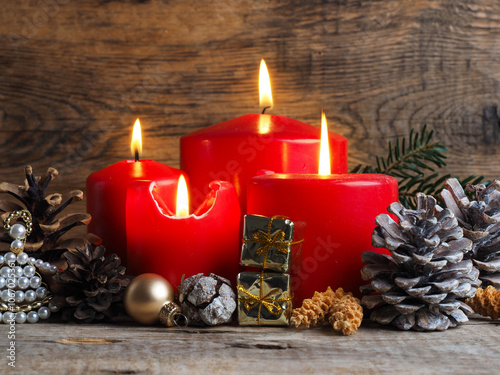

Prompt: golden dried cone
xmin=466 ymin=286 xmax=500 ymax=320
xmin=328 ymin=295 xmax=363 ymax=336
xmin=291 ymin=288 xmax=334 ymax=328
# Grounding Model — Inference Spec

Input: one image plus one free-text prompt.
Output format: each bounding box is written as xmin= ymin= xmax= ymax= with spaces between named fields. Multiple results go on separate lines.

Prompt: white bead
xmin=48 ymin=303 xmax=60 ymax=312
xmin=2 ymin=311 xmax=15 ymax=323
xmin=9 ymin=224 xmax=26 ymax=240
xmin=14 ymin=266 xmax=23 ymax=278
xmin=28 ymin=257 xmax=36 ymax=264
xmin=0 ymin=255 xmax=4 ymax=264
xmin=11 ymin=239 xmax=24 ymax=251
xmin=36 ymin=287 xmax=46 ymax=299
xmin=17 ymin=252 xmax=29 ymax=265
xmin=24 ymin=290 xmax=36 ymax=302
xmin=27 ymin=311 xmax=39 ymax=323
xmin=14 ymin=290 xmax=24 ymax=303
xmin=23 ymin=265 xmax=35 ymax=278
xmin=4 ymin=252 xmax=16 ymax=264
xmin=1 ymin=289 xmax=13 ymax=302
xmin=17 ymin=276 xmax=29 ymax=289
xmin=35 ymin=259 xmax=43 ymax=268
xmin=0 ymin=266 xmax=11 ymax=278
xmin=30 ymin=276 xmax=41 ymax=289
xmin=38 ymin=307 xmax=50 ymax=320
xmin=0 ymin=277 xmax=6 ymax=288
xmin=49 ymin=265 xmax=57 ymax=274
xmin=15 ymin=312 xmax=27 ymax=324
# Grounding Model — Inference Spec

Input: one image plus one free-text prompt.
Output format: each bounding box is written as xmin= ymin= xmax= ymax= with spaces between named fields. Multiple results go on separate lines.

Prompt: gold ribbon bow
xmin=237 ymin=273 xmax=291 ymax=325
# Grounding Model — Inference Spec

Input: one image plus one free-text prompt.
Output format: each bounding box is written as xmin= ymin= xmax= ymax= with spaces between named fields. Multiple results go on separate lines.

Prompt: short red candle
xmin=247 ymin=173 xmax=398 ymax=304
xmin=180 ymin=114 xmax=348 ymax=210
xmin=87 ymin=160 xmax=183 ymax=266
xmin=126 ymin=180 xmax=241 ymax=288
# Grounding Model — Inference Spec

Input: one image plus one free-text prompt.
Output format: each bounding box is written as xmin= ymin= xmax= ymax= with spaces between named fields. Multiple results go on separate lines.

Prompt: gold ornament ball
xmin=124 ymin=273 xmax=175 ymax=325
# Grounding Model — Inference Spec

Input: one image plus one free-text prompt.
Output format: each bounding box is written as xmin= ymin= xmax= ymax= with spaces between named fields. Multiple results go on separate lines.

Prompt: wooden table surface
xmin=3 ymin=317 xmax=499 ymax=374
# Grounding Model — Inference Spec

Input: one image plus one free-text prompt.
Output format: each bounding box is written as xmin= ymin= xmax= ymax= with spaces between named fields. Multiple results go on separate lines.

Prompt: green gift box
xmin=241 ymin=215 xmax=304 ymax=272
xmin=237 ymin=271 xmax=292 ymax=326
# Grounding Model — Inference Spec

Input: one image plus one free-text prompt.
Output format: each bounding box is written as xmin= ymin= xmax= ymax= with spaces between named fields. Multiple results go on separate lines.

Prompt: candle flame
xmin=131 ymin=118 xmax=142 ymax=159
xmin=176 ymin=175 xmax=189 ymax=217
xmin=259 ymin=59 xmax=273 ymax=110
xmin=318 ymin=111 xmax=331 ymax=175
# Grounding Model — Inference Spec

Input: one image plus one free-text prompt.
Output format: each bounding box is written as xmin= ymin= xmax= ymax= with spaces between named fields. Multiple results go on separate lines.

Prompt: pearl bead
xmin=38 ymin=307 xmax=50 ymax=320
xmin=24 ymin=290 xmax=36 ymax=302
xmin=36 ymin=287 xmax=47 ymax=299
xmin=0 ymin=255 xmax=4 ymax=264
xmin=28 ymin=257 xmax=35 ymax=264
xmin=0 ymin=312 xmax=2 ymax=322
xmin=35 ymin=259 xmax=43 ymax=268
xmin=17 ymin=252 xmax=29 ymax=265
xmin=23 ymin=265 xmax=35 ymax=278
xmin=30 ymin=276 xmax=41 ymax=289
xmin=49 ymin=265 xmax=57 ymax=274
xmin=0 ymin=277 xmax=6 ymax=288
xmin=17 ymin=276 xmax=29 ymax=289
xmin=4 ymin=252 xmax=16 ymax=264
xmin=11 ymin=239 xmax=24 ymax=251
xmin=3 ymin=311 xmax=15 ymax=323
xmin=9 ymin=224 xmax=26 ymax=240
xmin=27 ymin=311 xmax=39 ymax=323
xmin=14 ymin=266 xmax=23 ymax=278
xmin=48 ymin=303 xmax=60 ymax=312
xmin=0 ymin=266 xmax=11 ymax=278
xmin=15 ymin=312 xmax=27 ymax=324
xmin=14 ymin=290 xmax=25 ymax=303
xmin=1 ymin=289 xmax=12 ymax=302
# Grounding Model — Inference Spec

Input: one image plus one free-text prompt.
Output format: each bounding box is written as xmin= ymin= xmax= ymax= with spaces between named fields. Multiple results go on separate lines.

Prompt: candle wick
xmin=261 ymin=106 xmax=271 ymax=114
xmin=135 ymin=150 xmax=139 ymax=162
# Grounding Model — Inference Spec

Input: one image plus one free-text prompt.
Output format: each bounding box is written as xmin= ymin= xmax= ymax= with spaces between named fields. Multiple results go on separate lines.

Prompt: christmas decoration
xmin=0 ymin=210 xmax=59 ymax=324
xmin=0 ymin=166 xmax=99 ymax=263
xmin=466 ymin=286 xmax=500 ymax=320
xmin=241 ymin=215 xmax=304 ymax=272
xmin=237 ymin=272 xmax=291 ymax=326
xmin=440 ymin=178 xmax=500 ymax=288
xmin=178 ymin=273 xmax=236 ymax=326
xmin=124 ymin=273 xmax=185 ymax=326
xmin=291 ymin=287 xmax=362 ymax=336
xmin=52 ymin=243 xmax=130 ymax=323
xmin=361 ymin=193 xmax=479 ymax=331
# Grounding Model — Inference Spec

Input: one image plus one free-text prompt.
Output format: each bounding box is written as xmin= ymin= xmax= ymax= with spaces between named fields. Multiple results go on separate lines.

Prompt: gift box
xmin=237 ymin=271 xmax=291 ymax=326
xmin=241 ymin=215 xmax=304 ymax=272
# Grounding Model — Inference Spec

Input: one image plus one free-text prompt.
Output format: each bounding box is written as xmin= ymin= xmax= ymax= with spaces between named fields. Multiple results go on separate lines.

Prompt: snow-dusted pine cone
xmin=361 ymin=193 xmax=480 ymax=331
xmin=441 ymin=178 xmax=500 ymax=288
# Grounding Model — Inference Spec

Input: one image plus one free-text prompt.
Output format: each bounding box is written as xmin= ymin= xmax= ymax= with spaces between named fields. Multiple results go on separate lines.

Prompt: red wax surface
xmin=180 ymin=114 xmax=348 ymax=211
xmin=126 ymin=180 xmax=241 ymax=288
xmin=87 ymin=160 xmax=183 ymax=267
xmin=247 ymin=173 xmax=398 ymax=305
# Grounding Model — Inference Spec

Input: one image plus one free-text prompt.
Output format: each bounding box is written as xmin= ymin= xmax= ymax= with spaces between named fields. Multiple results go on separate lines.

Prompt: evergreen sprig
xmin=351 ymin=124 xmax=488 ymax=209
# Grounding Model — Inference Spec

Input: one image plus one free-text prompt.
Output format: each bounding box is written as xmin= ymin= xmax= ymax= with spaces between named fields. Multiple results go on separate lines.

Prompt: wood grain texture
xmin=3 ymin=319 xmax=500 ymax=374
xmin=1 ymin=0 xmax=500 ymax=194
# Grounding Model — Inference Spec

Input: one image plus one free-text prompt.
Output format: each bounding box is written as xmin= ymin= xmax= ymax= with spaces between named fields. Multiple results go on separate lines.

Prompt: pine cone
xmin=0 ymin=166 xmax=99 ymax=262
xmin=361 ymin=193 xmax=479 ymax=331
xmin=440 ymin=178 xmax=500 ymax=288
xmin=52 ymin=244 xmax=130 ymax=323
xmin=466 ymin=286 xmax=500 ymax=320
xmin=291 ymin=287 xmax=335 ymax=328
xmin=328 ymin=295 xmax=363 ymax=336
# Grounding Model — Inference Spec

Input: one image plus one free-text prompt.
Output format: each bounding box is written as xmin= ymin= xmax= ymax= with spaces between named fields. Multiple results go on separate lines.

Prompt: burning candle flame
xmin=318 ymin=111 xmax=331 ymax=175
xmin=131 ymin=118 xmax=142 ymax=160
xmin=176 ymin=175 xmax=189 ymax=217
xmin=259 ymin=59 xmax=273 ymax=111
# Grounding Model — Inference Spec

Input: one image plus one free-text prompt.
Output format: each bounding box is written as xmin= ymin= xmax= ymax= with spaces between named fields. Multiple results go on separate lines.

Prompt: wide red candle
xmin=247 ymin=173 xmax=398 ymax=304
xmin=180 ymin=114 xmax=348 ymax=210
xmin=126 ymin=180 xmax=241 ymax=288
xmin=87 ymin=160 xmax=183 ymax=266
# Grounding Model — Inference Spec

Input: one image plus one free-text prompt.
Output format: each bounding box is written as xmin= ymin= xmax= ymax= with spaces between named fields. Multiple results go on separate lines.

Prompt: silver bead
xmin=14 ymin=266 xmax=23 ymax=278
xmin=15 ymin=312 xmax=27 ymax=324
xmin=49 ymin=265 xmax=57 ymax=274
xmin=9 ymin=224 xmax=26 ymax=240
xmin=24 ymin=290 xmax=36 ymax=302
xmin=14 ymin=290 xmax=24 ymax=303
xmin=35 ymin=259 xmax=43 ymax=268
xmin=23 ymin=265 xmax=35 ymax=278
xmin=1 ymin=289 xmax=12 ymax=302
xmin=0 ymin=277 xmax=6 ymax=288
xmin=36 ymin=287 xmax=47 ymax=299
xmin=10 ymin=239 xmax=24 ymax=251
xmin=0 ymin=255 xmax=4 ymax=264
xmin=17 ymin=276 xmax=30 ymax=289
xmin=27 ymin=311 xmax=39 ymax=323
xmin=17 ymin=252 xmax=29 ymax=265
xmin=38 ymin=307 xmax=50 ymax=320
xmin=30 ymin=276 xmax=41 ymax=289
xmin=28 ymin=257 xmax=36 ymax=264
xmin=2 ymin=311 xmax=15 ymax=323
xmin=4 ymin=252 xmax=16 ymax=264
xmin=0 ymin=266 xmax=11 ymax=278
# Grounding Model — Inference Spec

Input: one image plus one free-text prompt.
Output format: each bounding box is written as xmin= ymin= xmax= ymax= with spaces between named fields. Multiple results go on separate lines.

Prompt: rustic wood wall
xmin=1 ymin=0 xmax=500 ymax=205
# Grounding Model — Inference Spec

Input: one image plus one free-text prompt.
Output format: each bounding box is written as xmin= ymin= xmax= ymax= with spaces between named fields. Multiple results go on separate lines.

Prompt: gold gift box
xmin=237 ymin=271 xmax=291 ymax=326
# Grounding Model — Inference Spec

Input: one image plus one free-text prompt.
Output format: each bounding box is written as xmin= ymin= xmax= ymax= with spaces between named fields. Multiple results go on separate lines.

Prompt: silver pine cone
xmin=441 ymin=178 xmax=500 ymax=288
xmin=361 ymin=193 xmax=480 ymax=331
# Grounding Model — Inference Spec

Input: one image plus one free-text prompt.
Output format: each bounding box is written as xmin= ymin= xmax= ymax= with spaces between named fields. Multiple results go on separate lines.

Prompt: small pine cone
xmin=291 ymin=286 xmax=337 ymax=328
xmin=361 ymin=193 xmax=479 ymax=331
xmin=328 ymin=295 xmax=363 ymax=336
xmin=466 ymin=286 xmax=500 ymax=319
xmin=441 ymin=178 xmax=500 ymax=288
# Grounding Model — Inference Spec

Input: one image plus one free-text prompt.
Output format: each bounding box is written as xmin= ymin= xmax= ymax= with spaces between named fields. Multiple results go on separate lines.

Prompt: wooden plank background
xmin=1 ymin=0 xmax=500 ymax=198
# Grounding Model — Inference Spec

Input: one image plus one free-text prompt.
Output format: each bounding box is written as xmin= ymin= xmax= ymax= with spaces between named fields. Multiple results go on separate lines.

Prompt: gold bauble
xmin=124 ymin=273 xmax=175 ymax=325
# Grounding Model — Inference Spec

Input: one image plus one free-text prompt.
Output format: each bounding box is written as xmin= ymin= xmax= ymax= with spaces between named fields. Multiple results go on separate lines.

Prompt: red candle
xmin=180 ymin=60 xmax=348 ymax=211
xmin=87 ymin=119 xmax=183 ymax=266
xmin=126 ymin=178 xmax=241 ymax=288
xmin=247 ymin=113 xmax=398 ymax=304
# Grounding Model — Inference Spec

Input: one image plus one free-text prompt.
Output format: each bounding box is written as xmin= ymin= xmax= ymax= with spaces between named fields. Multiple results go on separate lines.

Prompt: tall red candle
xmin=180 ymin=60 xmax=348 ymax=211
xmin=126 ymin=179 xmax=241 ymax=288
xmin=246 ymin=113 xmax=399 ymax=304
xmin=87 ymin=119 xmax=183 ymax=266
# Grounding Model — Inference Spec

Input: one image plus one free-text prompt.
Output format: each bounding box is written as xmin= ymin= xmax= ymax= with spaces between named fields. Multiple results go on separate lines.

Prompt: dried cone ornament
xmin=441 ymin=178 xmax=500 ymax=288
xmin=361 ymin=193 xmax=480 ymax=331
